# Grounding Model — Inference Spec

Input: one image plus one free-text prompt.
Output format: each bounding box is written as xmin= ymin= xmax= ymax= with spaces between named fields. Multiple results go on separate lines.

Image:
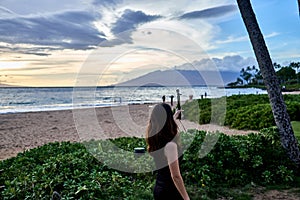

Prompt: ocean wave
xmin=0 ymin=87 xmax=267 ymax=114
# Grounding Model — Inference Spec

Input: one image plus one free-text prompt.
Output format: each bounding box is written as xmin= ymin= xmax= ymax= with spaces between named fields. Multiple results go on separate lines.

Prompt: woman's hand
xmin=173 ymin=109 xmax=183 ymax=120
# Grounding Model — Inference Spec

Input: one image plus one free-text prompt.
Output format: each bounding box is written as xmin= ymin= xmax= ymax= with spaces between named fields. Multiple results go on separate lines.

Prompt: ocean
xmin=0 ymin=86 xmax=267 ymax=114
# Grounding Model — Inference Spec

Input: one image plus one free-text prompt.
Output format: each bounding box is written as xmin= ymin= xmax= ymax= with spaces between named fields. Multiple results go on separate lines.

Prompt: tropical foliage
xmin=183 ymin=94 xmax=300 ymax=130
xmin=228 ymin=62 xmax=300 ymax=89
xmin=1 ymin=128 xmax=299 ymax=199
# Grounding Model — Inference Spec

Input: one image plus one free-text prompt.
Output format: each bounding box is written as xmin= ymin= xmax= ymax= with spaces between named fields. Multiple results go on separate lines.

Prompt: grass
xmin=291 ymin=121 xmax=300 ymax=138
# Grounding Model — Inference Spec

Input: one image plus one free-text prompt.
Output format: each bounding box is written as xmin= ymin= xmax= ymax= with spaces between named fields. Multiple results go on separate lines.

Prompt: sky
xmin=0 ymin=0 xmax=299 ymax=86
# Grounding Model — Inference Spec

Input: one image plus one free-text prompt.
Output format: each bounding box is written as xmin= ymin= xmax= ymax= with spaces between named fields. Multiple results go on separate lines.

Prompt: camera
xmin=134 ymin=147 xmax=145 ymax=158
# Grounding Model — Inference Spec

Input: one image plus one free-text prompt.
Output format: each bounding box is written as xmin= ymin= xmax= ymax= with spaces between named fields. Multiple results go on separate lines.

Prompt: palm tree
xmin=237 ymin=77 xmax=243 ymax=85
xmin=289 ymin=62 xmax=300 ymax=83
xmin=298 ymin=0 xmax=300 ymax=16
xmin=289 ymin=62 xmax=300 ymax=74
xmin=273 ymin=62 xmax=282 ymax=70
xmin=236 ymin=0 xmax=300 ymax=167
xmin=240 ymin=68 xmax=252 ymax=84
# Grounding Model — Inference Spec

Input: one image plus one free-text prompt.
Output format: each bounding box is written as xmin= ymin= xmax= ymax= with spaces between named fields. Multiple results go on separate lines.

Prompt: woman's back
xmin=146 ymin=103 xmax=189 ymax=200
xmin=152 ymin=147 xmax=183 ymax=200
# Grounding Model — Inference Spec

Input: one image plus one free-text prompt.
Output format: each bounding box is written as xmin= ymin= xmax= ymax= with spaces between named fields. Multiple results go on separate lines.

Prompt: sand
xmin=0 ymin=103 xmax=257 ymax=161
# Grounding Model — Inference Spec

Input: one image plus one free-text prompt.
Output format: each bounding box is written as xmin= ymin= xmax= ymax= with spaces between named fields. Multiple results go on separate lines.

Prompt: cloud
xmin=0 ymin=0 xmax=87 ymax=15
xmin=265 ymin=32 xmax=280 ymax=39
xmin=92 ymin=0 xmax=123 ymax=7
xmin=111 ymin=9 xmax=162 ymax=35
xmin=0 ymin=8 xmax=105 ymax=51
xmin=179 ymin=4 xmax=237 ymax=20
xmin=0 ymin=42 xmax=54 ymax=56
xmin=175 ymin=55 xmax=257 ymax=72
xmin=0 ymin=6 xmax=17 ymax=18
xmin=97 ymin=9 xmax=162 ymax=47
xmin=216 ymin=32 xmax=280 ymax=44
xmin=0 ymin=6 xmax=163 ymax=51
xmin=216 ymin=35 xmax=248 ymax=44
xmin=211 ymin=55 xmax=257 ymax=71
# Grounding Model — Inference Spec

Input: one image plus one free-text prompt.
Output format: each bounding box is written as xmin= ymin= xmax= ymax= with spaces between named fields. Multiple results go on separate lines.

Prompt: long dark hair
xmin=146 ymin=103 xmax=179 ymax=153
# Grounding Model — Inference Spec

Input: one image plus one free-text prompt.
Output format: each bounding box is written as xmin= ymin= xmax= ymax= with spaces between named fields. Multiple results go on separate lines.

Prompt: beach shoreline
xmin=0 ymin=104 xmax=152 ymax=160
xmin=3 ymin=88 xmax=300 ymax=161
xmin=0 ymin=103 xmax=259 ymax=161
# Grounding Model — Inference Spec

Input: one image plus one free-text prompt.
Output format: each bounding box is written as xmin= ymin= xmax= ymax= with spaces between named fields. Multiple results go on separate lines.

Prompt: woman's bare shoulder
xmin=164 ymin=142 xmax=179 ymax=162
xmin=165 ymin=141 xmax=177 ymax=151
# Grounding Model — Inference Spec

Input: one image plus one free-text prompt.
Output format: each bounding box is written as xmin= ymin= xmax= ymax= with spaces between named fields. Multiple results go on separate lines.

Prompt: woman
xmin=146 ymin=103 xmax=190 ymax=200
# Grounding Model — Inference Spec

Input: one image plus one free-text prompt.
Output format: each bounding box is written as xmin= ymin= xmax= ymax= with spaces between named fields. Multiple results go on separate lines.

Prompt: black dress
xmin=153 ymin=148 xmax=183 ymax=200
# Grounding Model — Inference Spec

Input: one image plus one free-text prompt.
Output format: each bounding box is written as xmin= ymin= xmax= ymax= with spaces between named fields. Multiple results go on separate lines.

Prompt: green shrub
xmin=1 ymin=128 xmax=299 ymax=199
xmin=181 ymin=128 xmax=298 ymax=187
xmin=226 ymin=104 xmax=274 ymax=130
xmin=183 ymin=94 xmax=300 ymax=130
xmin=0 ymin=141 xmax=153 ymax=199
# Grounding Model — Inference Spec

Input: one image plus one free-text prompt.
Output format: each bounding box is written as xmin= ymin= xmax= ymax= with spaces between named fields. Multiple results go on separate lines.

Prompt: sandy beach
xmin=0 ymin=103 xmax=257 ymax=161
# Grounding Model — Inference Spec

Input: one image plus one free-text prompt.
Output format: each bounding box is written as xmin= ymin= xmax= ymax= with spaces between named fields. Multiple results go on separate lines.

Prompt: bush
xmin=1 ymin=128 xmax=300 ymax=199
xmin=181 ymin=128 xmax=298 ymax=188
xmin=0 ymin=141 xmax=154 ymax=199
xmin=226 ymin=104 xmax=274 ymax=130
xmin=183 ymin=94 xmax=300 ymax=130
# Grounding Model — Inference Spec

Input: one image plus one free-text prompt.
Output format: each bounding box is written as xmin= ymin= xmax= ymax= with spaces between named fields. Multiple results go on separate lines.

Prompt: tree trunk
xmin=236 ymin=0 xmax=300 ymax=167
xmin=298 ymin=0 xmax=300 ymax=16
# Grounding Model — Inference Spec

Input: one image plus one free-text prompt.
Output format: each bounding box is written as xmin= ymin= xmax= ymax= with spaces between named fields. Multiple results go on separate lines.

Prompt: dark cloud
xmin=25 ymin=52 xmax=51 ymax=56
xmin=0 ymin=7 xmax=162 ymax=52
xmin=92 ymin=0 xmax=123 ymax=7
xmin=97 ymin=9 xmax=162 ymax=47
xmin=0 ymin=9 xmax=106 ymax=51
xmin=179 ymin=4 xmax=237 ymax=20
xmin=111 ymin=9 xmax=162 ymax=35
xmin=0 ymin=45 xmax=52 ymax=56
xmin=99 ymin=31 xmax=133 ymax=47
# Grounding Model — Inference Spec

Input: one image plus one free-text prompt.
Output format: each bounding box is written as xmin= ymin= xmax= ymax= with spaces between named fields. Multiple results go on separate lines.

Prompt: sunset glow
xmin=0 ymin=0 xmax=299 ymax=86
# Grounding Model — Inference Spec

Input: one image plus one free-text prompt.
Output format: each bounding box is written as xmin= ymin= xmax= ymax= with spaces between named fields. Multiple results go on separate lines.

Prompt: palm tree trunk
xmin=236 ymin=0 xmax=300 ymax=167
xmin=298 ymin=0 xmax=300 ymax=16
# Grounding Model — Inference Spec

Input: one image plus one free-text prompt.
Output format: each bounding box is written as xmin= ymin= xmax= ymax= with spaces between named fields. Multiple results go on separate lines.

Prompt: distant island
xmin=115 ymin=69 xmax=239 ymax=87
